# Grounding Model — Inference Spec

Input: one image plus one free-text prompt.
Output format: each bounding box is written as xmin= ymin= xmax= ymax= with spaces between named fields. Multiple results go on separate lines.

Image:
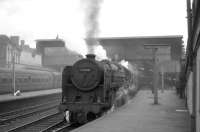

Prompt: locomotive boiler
xmin=59 ymin=54 xmax=137 ymax=124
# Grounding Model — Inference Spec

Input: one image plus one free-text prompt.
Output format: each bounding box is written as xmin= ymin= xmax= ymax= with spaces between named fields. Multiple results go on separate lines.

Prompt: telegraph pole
xmin=161 ymin=66 xmax=164 ymax=93
xmin=12 ymin=51 xmax=16 ymax=96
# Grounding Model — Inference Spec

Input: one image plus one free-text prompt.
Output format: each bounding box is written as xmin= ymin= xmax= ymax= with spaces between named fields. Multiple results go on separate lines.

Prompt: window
xmin=24 ymin=78 xmax=28 ymax=82
xmin=2 ymin=78 xmax=8 ymax=83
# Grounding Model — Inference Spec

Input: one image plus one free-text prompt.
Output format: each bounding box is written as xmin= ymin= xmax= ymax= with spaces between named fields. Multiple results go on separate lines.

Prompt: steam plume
xmin=82 ymin=0 xmax=103 ymax=54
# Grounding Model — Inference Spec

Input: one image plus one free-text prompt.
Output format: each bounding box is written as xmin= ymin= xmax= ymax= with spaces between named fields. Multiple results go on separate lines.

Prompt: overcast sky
xmin=0 ymin=0 xmax=187 ymax=56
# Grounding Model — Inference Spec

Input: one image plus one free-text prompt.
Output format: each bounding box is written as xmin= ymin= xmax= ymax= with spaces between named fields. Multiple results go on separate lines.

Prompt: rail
xmin=6 ymin=110 xmax=60 ymax=132
xmin=0 ymin=100 xmax=59 ymax=125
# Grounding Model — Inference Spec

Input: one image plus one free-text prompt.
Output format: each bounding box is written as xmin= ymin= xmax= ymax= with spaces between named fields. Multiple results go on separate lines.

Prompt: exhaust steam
xmin=82 ymin=0 xmax=107 ymax=60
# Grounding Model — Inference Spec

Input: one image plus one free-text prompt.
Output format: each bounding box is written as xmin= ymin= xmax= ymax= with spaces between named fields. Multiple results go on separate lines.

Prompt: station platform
xmin=73 ymin=90 xmax=190 ymax=132
xmin=0 ymin=88 xmax=61 ymax=103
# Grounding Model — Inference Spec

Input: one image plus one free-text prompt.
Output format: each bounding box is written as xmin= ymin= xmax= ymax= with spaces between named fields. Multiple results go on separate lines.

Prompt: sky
xmin=0 ymin=0 xmax=187 ymax=57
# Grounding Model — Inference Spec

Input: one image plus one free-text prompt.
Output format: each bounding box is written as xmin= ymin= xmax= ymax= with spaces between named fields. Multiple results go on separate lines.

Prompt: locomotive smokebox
xmin=86 ymin=54 xmax=96 ymax=60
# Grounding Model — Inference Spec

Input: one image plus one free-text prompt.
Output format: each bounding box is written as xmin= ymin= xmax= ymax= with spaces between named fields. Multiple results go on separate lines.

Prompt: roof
xmin=35 ymin=38 xmax=65 ymax=42
xmin=36 ymin=39 xmax=65 ymax=53
xmin=97 ymin=35 xmax=183 ymax=61
xmin=97 ymin=35 xmax=183 ymax=40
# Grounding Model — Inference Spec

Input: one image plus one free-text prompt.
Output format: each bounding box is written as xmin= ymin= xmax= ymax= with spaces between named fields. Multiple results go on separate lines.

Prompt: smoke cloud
xmin=82 ymin=0 xmax=103 ymax=54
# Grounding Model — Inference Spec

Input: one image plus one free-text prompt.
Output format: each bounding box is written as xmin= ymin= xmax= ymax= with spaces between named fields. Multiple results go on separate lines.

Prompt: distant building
xmin=20 ymin=40 xmax=42 ymax=66
xmin=36 ymin=39 xmax=82 ymax=71
xmin=0 ymin=35 xmax=21 ymax=68
xmin=0 ymin=35 xmax=43 ymax=69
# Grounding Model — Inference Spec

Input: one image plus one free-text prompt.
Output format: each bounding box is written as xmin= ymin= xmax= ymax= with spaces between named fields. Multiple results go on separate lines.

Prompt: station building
xmin=0 ymin=35 xmax=21 ymax=68
xmin=36 ymin=39 xmax=82 ymax=72
xmin=0 ymin=35 xmax=42 ymax=69
xmin=0 ymin=35 xmax=82 ymax=71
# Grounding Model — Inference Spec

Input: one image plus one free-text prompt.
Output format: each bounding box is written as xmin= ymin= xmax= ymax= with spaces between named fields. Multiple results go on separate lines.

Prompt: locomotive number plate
xmin=79 ymin=68 xmax=91 ymax=72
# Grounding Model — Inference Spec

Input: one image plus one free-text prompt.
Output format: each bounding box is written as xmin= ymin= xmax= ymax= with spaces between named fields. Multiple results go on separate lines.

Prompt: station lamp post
xmin=144 ymin=44 xmax=169 ymax=104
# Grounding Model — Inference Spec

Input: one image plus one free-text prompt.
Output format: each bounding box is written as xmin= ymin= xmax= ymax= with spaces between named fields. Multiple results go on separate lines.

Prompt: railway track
xmin=6 ymin=112 xmax=75 ymax=132
xmin=38 ymin=121 xmax=76 ymax=132
xmin=39 ymin=120 xmax=69 ymax=132
xmin=0 ymin=100 xmax=59 ymax=125
xmin=0 ymin=100 xmax=64 ymax=132
xmin=7 ymin=112 xmax=62 ymax=132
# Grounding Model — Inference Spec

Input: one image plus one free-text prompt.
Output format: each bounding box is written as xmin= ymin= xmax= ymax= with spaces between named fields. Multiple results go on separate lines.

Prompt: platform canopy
xmin=97 ymin=35 xmax=183 ymax=62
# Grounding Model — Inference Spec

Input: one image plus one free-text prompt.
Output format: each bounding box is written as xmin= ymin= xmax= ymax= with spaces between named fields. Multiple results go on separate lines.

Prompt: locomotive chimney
xmin=86 ymin=54 xmax=96 ymax=60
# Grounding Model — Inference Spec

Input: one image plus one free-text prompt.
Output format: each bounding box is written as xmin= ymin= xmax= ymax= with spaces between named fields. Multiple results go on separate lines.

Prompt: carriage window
xmin=24 ymin=78 xmax=28 ymax=82
xmin=16 ymin=78 xmax=20 ymax=83
xmin=35 ymin=78 xmax=38 ymax=82
xmin=4 ymin=78 xmax=11 ymax=83
xmin=19 ymin=78 xmax=23 ymax=83
xmin=2 ymin=78 xmax=8 ymax=83
xmin=32 ymin=78 xmax=36 ymax=82
xmin=23 ymin=78 xmax=26 ymax=82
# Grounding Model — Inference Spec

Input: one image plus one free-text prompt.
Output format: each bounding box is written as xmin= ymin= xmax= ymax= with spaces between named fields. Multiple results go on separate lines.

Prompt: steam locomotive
xmin=59 ymin=54 xmax=138 ymax=124
xmin=0 ymin=67 xmax=61 ymax=94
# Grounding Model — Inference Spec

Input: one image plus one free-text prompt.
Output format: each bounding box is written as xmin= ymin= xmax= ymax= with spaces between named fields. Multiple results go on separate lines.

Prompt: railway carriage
xmin=0 ymin=67 xmax=61 ymax=94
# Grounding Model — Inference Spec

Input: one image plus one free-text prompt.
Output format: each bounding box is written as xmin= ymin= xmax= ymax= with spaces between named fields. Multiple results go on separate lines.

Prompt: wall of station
xmin=196 ymin=48 xmax=200 ymax=132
